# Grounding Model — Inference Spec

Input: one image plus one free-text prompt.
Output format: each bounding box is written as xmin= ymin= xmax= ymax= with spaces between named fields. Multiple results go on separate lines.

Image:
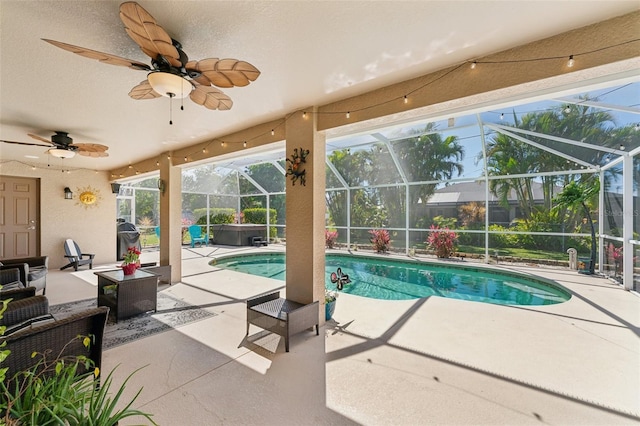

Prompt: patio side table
xmin=96 ymin=269 xmax=158 ymax=322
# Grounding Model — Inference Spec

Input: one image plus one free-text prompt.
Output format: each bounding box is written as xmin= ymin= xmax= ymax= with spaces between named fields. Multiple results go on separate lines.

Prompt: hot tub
xmin=211 ymin=224 xmax=267 ymax=246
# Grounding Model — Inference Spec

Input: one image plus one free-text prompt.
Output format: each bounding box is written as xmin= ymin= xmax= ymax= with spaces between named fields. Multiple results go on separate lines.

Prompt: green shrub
xmin=194 ymin=208 xmax=235 ymax=225
xmin=243 ymin=208 xmax=278 ymax=238
xmin=488 ymin=224 xmax=513 ymax=248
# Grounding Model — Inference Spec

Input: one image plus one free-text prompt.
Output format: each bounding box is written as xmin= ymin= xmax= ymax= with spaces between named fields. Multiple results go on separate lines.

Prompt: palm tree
xmin=379 ymin=124 xmax=464 ymax=227
xmin=553 ymin=178 xmax=600 ymax=274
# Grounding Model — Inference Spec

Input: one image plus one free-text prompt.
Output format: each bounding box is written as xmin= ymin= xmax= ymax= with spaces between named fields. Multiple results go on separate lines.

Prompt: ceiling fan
xmin=0 ymin=131 xmax=109 ymax=159
xmin=43 ymin=1 xmax=260 ymax=119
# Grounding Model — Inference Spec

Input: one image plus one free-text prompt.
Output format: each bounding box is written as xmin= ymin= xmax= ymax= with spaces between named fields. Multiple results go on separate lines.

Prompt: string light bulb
xmin=184 ymin=156 xmax=188 ymax=162
xmin=346 ymin=111 xmax=350 ymax=119
xmin=221 ymin=141 xmax=225 ymax=147
xmin=470 ymin=61 xmax=477 ymax=69
xmin=564 ymin=106 xmax=571 ymax=114
xmin=243 ymin=141 xmax=247 ymax=148
xmin=500 ymin=113 xmax=504 ymax=120
xmin=567 ymin=55 xmax=574 ymax=67
xmin=271 ymin=129 xmax=275 ymax=136
xmin=202 ymin=148 xmax=207 ymax=153
xmin=156 ymin=160 xmax=160 ymax=166
xmin=302 ymin=111 xmax=307 ymax=118
xmin=403 ymin=95 xmax=408 ymax=104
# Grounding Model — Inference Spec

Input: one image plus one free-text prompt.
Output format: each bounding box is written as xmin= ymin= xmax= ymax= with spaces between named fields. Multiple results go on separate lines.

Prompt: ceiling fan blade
xmin=0 ymin=139 xmax=51 ymax=148
xmin=77 ymin=150 xmax=109 ymax=158
xmin=27 ymin=133 xmax=55 ymax=145
xmin=71 ymin=143 xmax=109 ymax=153
xmin=42 ymin=39 xmax=151 ymax=71
xmin=129 ymin=80 xmax=162 ymax=100
xmin=193 ymin=58 xmax=260 ymax=88
xmin=190 ymin=85 xmax=233 ymax=110
xmin=185 ymin=60 xmax=212 ymax=86
xmin=119 ymin=2 xmax=181 ymax=68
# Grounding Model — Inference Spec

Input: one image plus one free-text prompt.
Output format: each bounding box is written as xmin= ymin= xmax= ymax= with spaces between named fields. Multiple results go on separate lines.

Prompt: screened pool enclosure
xmin=117 ymin=79 xmax=640 ymax=291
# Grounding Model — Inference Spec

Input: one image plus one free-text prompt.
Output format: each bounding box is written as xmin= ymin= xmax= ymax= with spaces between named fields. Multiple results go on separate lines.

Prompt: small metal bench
xmin=246 ymin=291 xmax=319 ymax=352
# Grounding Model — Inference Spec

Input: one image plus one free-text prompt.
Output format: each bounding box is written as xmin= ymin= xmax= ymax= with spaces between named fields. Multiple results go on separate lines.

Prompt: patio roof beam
xmin=485 ymin=123 xmax=598 ymax=170
xmin=553 ymin=97 xmax=640 ymax=115
xmin=489 ymin=123 xmax=625 ymax=156
xmin=271 ymin=161 xmax=287 ymax=175
xmin=237 ymin=170 xmax=269 ymax=195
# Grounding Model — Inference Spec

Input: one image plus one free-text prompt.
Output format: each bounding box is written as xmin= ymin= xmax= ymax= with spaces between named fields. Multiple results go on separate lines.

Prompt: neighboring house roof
xmin=427 ymin=181 xmax=550 ymax=205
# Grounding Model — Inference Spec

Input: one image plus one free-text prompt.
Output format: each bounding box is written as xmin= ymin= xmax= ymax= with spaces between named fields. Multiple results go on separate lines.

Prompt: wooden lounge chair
xmin=61 ymin=239 xmax=95 ymax=271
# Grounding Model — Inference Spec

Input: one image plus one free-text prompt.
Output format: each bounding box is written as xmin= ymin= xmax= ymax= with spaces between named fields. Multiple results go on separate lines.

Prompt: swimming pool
xmin=210 ymin=252 xmax=571 ymax=306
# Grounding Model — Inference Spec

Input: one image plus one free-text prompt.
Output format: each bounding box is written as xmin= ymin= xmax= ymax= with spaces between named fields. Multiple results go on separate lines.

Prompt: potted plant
xmin=325 ymin=289 xmax=338 ymax=320
xmin=426 ymin=225 xmax=458 ymax=258
xmin=121 ymin=246 xmax=141 ymax=275
xmin=369 ymin=229 xmax=391 ymax=253
xmin=0 ymin=336 xmax=157 ymax=425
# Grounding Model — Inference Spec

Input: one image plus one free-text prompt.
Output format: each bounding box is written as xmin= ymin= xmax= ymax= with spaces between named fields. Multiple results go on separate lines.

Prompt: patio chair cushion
xmin=4 ymin=313 xmax=55 ymax=336
xmin=2 ymin=280 xmax=24 ymax=291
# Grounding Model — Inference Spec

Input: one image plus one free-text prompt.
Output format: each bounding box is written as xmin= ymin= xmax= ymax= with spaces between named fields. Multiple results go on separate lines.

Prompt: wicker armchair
xmin=0 ymin=268 xmax=25 ymax=291
xmin=1 ymin=294 xmax=48 ymax=327
xmin=0 ymin=256 xmax=48 ymax=294
xmin=0 ymin=286 xmax=36 ymax=302
xmin=246 ymin=291 xmax=319 ymax=352
xmin=1 ymin=306 xmax=109 ymax=380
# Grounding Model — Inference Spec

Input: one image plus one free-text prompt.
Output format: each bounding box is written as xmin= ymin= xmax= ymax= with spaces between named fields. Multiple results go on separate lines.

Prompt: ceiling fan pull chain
xmin=169 ymin=93 xmax=173 ymax=125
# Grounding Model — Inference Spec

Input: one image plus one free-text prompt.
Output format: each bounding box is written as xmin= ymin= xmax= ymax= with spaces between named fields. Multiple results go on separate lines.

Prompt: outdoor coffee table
xmin=96 ymin=269 xmax=158 ymax=322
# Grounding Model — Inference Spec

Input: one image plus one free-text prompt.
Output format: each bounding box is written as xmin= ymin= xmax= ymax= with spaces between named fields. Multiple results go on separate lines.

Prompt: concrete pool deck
xmin=45 ymin=245 xmax=639 ymax=425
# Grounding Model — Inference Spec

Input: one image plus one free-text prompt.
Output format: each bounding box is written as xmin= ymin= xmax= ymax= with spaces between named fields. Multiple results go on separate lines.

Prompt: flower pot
xmin=325 ymin=300 xmax=336 ymax=320
xmin=122 ymin=263 xmax=137 ymax=275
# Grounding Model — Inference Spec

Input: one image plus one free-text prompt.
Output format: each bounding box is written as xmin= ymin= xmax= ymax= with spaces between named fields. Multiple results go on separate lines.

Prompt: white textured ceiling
xmin=1 ymin=1 xmax=637 ymax=171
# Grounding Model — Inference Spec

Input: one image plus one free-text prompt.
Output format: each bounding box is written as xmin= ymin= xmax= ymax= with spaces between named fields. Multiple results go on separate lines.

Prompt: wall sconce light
xmin=110 ymin=183 xmax=121 ymax=194
xmin=157 ymin=179 xmax=166 ymax=195
xmin=64 ymin=187 xmax=73 ymax=200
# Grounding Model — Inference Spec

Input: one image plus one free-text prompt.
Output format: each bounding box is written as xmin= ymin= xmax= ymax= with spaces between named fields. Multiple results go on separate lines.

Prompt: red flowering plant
xmin=426 ymin=225 xmax=458 ymax=258
xmin=122 ymin=246 xmax=141 ymax=266
xmin=325 ymin=230 xmax=338 ymax=249
xmin=369 ymin=229 xmax=391 ymax=253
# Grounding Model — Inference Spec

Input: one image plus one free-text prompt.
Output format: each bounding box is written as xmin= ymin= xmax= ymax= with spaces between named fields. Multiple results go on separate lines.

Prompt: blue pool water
xmin=210 ymin=253 xmax=571 ymax=306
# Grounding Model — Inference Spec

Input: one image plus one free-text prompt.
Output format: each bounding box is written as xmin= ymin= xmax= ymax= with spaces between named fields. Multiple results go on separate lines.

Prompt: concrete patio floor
xmin=44 ymin=245 xmax=640 ymax=425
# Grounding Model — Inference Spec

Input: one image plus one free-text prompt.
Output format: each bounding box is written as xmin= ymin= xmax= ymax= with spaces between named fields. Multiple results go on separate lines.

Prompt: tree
xmin=382 ymin=124 xmax=464 ymax=227
xmin=486 ymin=100 xmax=625 ymax=221
xmin=553 ymin=178 xmax=600 ymax=274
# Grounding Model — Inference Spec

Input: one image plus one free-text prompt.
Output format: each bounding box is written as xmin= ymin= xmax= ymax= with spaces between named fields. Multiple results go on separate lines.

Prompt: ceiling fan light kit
xmin=147 ymin=72 xmax=192 ymax=98
xmin=48 ymin=148 xmax=76 ymax=159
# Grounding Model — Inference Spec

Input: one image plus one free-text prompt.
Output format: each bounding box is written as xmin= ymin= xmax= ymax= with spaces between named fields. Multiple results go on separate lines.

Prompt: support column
xmin=285 ymin=109 xmax=326 ymax=312
xmin=159 ymin=155 xmax=182 ymax=283
xmin=622 ymin=154 xmax=633 ymax=290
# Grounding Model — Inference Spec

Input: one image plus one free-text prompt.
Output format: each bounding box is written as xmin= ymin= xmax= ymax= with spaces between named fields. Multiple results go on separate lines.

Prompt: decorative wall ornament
xmin=285 ymin=147 xmax=310 ymax=186
xmin=76 ymin=185 xmax=102 ymax=209
xmin=330 ymin=267 xmax=351 ymax=290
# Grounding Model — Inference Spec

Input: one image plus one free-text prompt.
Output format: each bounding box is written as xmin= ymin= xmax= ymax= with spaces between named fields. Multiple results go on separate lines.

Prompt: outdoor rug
xmin=49 ymin=293 xmax=216 ymax=349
